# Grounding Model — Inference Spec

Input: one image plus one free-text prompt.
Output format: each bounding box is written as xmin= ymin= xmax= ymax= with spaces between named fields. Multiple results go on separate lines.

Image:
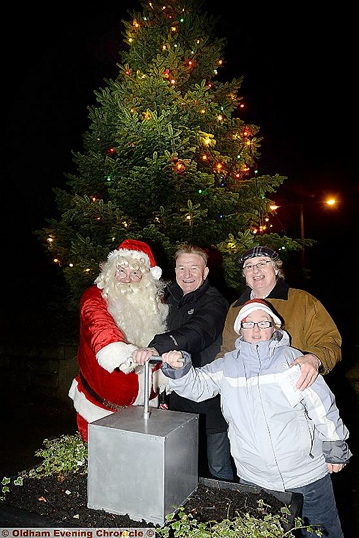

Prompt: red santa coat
xmin=69 ymin=285 xmax=159 ymax=440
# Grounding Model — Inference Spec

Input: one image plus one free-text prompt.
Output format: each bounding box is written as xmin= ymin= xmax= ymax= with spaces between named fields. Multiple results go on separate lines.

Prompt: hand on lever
xmin=162 ymin=351 xmax=184 ymax=369
xmin=132 ymin=347 xmax=159 ymax=365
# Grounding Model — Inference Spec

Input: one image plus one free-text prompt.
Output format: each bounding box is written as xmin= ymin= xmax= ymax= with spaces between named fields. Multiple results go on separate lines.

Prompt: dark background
xmin=2 ymin=1 xmax=358 ymax=354
xmin=1 ymin=3 xmax=358 ymax=532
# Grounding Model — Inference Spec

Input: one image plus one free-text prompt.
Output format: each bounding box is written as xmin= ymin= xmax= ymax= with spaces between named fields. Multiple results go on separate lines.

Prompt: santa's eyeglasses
xmin=116 ymin=268 xmax=142 ymax=281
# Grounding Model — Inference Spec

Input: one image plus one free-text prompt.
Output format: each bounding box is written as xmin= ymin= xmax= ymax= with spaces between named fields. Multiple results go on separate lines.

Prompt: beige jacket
xmin=217 ymin=279 xmax=341 ymax=374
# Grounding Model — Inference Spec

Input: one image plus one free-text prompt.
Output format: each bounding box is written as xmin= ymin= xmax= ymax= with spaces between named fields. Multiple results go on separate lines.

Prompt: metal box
xmin=87 ymin=407 xmax=199 ymax=525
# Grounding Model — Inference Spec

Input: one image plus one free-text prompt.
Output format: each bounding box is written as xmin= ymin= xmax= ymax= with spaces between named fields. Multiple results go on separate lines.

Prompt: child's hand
xmin=327 ymin=463 xmax=346 ymax=473
xmin=162 ymin=351 xmax=184 ymax=369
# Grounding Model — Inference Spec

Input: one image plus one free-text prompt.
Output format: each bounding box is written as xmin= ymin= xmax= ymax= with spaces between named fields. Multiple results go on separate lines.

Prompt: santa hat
xmin=233 ymin=298 xmax=282 ymax=334
xmin=107 ymin=239 xmax=162 ymax=280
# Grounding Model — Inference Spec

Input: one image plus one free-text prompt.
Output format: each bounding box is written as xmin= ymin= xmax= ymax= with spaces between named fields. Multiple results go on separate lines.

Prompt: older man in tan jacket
xmin=217 ymin=246 xmax=341 ymax=390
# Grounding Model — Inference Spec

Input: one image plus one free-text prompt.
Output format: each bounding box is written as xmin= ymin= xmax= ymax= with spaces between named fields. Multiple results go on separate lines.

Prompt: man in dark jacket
xmin=132 ymin=244 xmax=234 ymax=480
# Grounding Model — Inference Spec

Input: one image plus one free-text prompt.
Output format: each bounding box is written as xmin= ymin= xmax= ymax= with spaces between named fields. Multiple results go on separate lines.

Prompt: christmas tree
xmin=36 ymin=0 xmax=301 ymax=307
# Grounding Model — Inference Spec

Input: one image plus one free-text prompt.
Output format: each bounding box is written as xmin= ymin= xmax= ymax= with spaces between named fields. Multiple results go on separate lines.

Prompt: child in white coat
xmin=160 ymin=298 xmax=352 ymax=538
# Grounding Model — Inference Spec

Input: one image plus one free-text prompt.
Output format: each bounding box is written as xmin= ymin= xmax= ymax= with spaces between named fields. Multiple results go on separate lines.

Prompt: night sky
xmin=3 ymin=1 xmax=358 ymax=344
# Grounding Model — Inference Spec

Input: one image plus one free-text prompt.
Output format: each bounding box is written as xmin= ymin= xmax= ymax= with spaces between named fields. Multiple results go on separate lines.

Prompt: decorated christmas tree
xmin=36 ymin=0 xmax=301 ymax=306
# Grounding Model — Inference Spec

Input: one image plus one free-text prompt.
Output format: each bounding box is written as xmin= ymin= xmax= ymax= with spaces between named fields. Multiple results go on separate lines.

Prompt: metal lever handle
xmin=144 ymin=357 xmax=162 ymax=420
xmin=143 ymin=356 xmax=184 ymax=419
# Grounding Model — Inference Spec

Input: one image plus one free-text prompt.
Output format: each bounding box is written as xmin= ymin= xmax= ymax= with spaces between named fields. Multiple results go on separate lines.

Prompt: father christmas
xmin=68 ymin=239 xmax=169 ymax=441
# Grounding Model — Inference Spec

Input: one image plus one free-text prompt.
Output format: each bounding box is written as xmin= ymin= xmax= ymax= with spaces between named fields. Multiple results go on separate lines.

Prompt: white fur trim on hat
xmin=106 ymin=239 xmax=162 ymax=280
xmin=234 ymin=299 xmax=282 ymax=334
xmin=107 ymin=247 xmax=150 ymax=264
xmin=150 ymin=266 xmax=162 ymax=280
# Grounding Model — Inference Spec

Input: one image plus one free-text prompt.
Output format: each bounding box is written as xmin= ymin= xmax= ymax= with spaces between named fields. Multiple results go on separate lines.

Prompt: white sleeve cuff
xmin=97 ymin=342 xmax=138 ymax=373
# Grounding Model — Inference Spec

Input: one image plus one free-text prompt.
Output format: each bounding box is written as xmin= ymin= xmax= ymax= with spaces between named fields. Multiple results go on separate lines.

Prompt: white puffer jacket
xmin=162 ymin=330 xmax=352 ymax=491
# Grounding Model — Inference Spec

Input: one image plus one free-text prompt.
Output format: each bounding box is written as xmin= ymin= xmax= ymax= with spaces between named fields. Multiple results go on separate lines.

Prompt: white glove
xmin=119 ymin=357 xmax=138 ymax=374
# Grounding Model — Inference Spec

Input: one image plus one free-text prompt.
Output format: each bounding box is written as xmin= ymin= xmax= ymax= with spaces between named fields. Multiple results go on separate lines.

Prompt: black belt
xmin=79 ymin=372 xmax=127 ymax=412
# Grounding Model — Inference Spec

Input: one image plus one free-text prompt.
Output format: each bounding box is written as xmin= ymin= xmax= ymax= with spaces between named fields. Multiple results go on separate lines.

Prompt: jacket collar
xmin=168 ymin=278 xmax=210 ymax=305
xmin=234 ymin=278 xmax=290 ymax=307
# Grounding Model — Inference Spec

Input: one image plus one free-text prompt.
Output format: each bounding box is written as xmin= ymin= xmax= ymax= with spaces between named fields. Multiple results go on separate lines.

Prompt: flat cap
xmin=238 ymin=246 xmax=280 ymax=266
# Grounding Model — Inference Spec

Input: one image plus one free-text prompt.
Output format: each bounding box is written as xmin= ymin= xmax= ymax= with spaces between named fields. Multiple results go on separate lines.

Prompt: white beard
xmin=105 ymin=275 xmax=168 ymax=347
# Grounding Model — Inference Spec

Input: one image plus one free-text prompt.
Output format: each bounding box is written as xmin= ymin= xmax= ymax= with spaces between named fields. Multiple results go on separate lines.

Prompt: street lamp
xmin=269 ymin=198 xmax=338 ymax=269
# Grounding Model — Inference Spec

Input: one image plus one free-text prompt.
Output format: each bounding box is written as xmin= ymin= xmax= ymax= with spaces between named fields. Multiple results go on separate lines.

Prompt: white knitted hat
xmin=233 ymin=299 xmax=282 ymax=334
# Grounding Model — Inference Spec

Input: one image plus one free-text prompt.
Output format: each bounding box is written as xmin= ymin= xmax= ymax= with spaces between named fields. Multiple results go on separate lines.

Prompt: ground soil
xmin=0 ymin=472 xmax=293 ymax=529
xmin=1 ymin=374 xmax=358 ymax=535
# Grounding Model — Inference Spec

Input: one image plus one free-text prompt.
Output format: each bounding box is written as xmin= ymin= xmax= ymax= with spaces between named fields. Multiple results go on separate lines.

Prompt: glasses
xmin=243 ymin=260 xmax=273 ymax=272
xmin=116 ymin=268 xmax=142 ymax=281
xmin=241 ymin=321 xmax=273 ymax=329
